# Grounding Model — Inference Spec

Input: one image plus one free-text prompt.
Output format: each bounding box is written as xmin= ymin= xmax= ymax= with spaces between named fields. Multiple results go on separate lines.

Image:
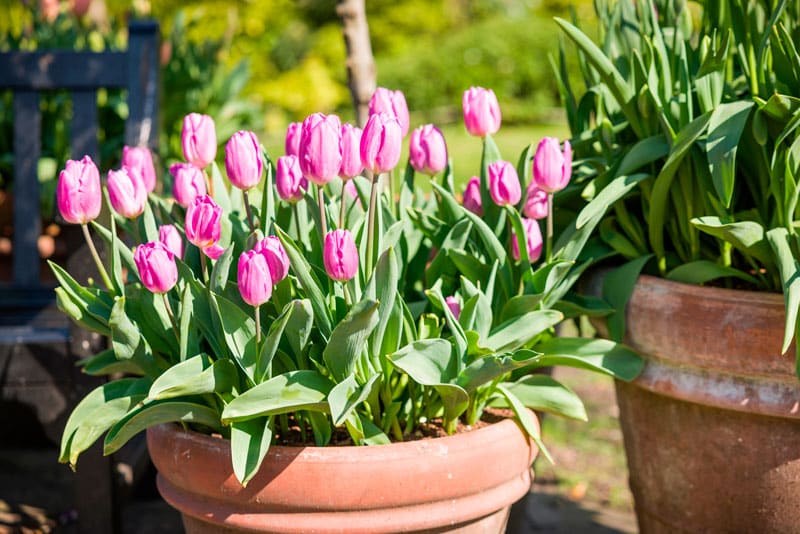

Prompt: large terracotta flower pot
xmin=599 ymin=275 xmax=800 ymax=533
xmin=146 ymin=414 xmax=538 ymax=534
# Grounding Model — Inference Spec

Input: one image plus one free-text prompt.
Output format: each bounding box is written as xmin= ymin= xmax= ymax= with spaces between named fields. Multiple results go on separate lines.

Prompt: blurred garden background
xmin=0 ymin=1 xmax=639 ymax=531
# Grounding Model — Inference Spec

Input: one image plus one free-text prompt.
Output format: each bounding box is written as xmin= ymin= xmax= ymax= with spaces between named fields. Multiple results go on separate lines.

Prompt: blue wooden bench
xmin=0 ymin=20 xmax=159 ymax=533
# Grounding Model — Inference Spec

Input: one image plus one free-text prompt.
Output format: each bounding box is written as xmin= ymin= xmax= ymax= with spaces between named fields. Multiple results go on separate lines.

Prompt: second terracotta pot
xmin=598 ymin=275 xmax=800 ymax=533
xmin=147 ymin=413 xmax=538 ymax=534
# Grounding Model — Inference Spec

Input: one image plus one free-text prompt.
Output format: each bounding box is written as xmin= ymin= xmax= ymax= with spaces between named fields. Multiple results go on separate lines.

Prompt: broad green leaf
xmin=426 ymin=286 xmax=468 ymax=363
xmin=110 ymin=297 xmax=140 ymax=361
xmin=691 ymin=217 xmax=773 ymax=266
xmin=104 ymin=401 xmax=221 ymax=455
xmin=496 ymin=384 xmax=552 ymax=463
xmin=222 ymin=370 xmax=334 ymax=422
xmin=178 ymin=284 xmax=197 ymax=362
xmin=494 ymin=375 xmax=587 ymax=421
xmin=284 ymin=299 xmax=314 ymax=359
xmin=706 ymin=101 xmax=753 ymax=207
xmin=458 ymin=278 xmax=492 ymax=340
xmin=77 ymin=349 xmax=144 ymax=376
xmin=389 ymin=339 xmax=468 ymax=423
xmin=210 ymin=245 xmax=234 ymax=294
xmin=501 ymin=295 xmax=544 ymax=322
xmin=49 ymin=261 xmax=113 ymax=326
xmin=366 ymin=248 xmax=399 ymax=359
xmin=210 ymin=161 xmax=232 ymax=213
xmin=457 ymin=350 xmax=540 ymax=393
xmin=648 ymin=112 xmax=712 ymax=269
xmin=275 ymin=227 xmax=332 ymax=338
xmin=485 ymin=310 xmax=563 ymax=353
xmin=535 ymin=337 xmax=644 ymax=381
xmin=323 ymin=299 xmax=379 ymax=382
xmin=551 ymin=293 xmax=614 ymax=318
xmin=449 ymin=249 xmax=491 ymax=283
xmin=766 ymin=228 xmax=800 ymax=358
xmin=54 ymin=287 xmax=111 ymax=335
xmin=109 ymin=212 xmax=124 ymax=294
xmin=210 ymin=292 xmax=258 ymax=384
xmin=231 ymin=416 xmax=273 ymax=486
xmin=148 ymin=355 xmax=237 ymax=400
xmin=344 ymin=412 xmax=391 ymax=445
xmin=60 ymin=377 xmax=151 ymax=466
xmin=602 ymin=255 xmax=653 ymax=342
xmin=307 ymin=410 xmax=333 ymax=446
xmin=577 ymin=172 xmax=651 ymax=230
xmin=256 ymin=301 xmax=296 ymax=382
xmin=666 ymin=260 xmax=759 ymax=285
xmin=328 ymin=374 xmax=380 ymax=426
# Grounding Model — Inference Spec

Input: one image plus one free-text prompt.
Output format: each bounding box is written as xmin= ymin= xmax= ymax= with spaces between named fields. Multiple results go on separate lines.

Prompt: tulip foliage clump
xmin=54 ymin=86 xmax=642 ymax=485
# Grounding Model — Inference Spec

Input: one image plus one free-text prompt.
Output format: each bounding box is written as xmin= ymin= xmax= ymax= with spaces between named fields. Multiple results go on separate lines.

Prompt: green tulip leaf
xmin=494 ymin=375 xmax=587 ymax=421
xmin=457 ymin=350 xmax=540 ymax=393
xmin=534 ymin=337 xmax=644 ymax=381
xmin=231 ymin=416 xmax=273 ymax=486
xmin=210 ymin=292 xmax=258 ymax=384
xmin=601 ymin=254 xmax=653 ymax=342
xmin=323 ymin=299 xmax=380 ymax=383
xmin=148 ymin=355 xmax=237 ymax=400
xmin=485 ymin=310 xmax=563 ymax=353
xmin=666 ymin=260 xmax=759 ymax=285
xmin=328 ymin=374 xmax=380 ymax=427
xmin=496 ymin=384 xmax=552 ymax=464
xmin=222 ymin=370 xmax=334 ymax=422
xmin=766 ymin=228 xmax=800 ymax=359
xmin=707 ymin=101 xmax=753 ymax=208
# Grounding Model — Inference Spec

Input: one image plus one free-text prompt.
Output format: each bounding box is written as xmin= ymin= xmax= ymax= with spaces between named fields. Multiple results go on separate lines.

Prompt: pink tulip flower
xmin=56 ymin=155 xmax=102 ymax=224
xmin=275 ymin=155 xmax=307 ymax=203
xmin=254 ymin=235 xmax=290 ymax=284
xmin=532 ymin=137 xmax=572 ymax=194
xmin=360 ymin=112 xmax=402 ymax=175
xmin=368 ymin=87 xmax=410 ymax=137
xmin=512 ymin=218 xmax=543 ymax=262
xmin=488 ymin=160 xmax=521 ymax=206
xmin=170 ymin=163 xmax=207 ymax=208
xmin=134 ymin=241 xmax=178 ymax=294
xmin=339 ymin=123 xmax=364 ymax=179
xmin=107 ymin=168 xmax=147 ymax=219
xmin=409 ymin=124 xmax=448 ymax=176
xmin=121 ymin=145 xmax=157 ymax=193
xmin=225 ymin=130 xmax=263 ymax=190
xmin=462 ymin=87 xmax=502 ymax=137
xmin=523 ymin=183 xmax=549 ymax=220
xmin=462 ymin=176 xmax=483 ymax=216
xmin=323 ymin=229 xmax=359 ymax=282
xmin=238 ymin=249 xmax=273 ymax=307
xmin=181 ymin=113 xmax=217 ymax=168
xmin=159 ymin=224 xmax=184 ymax=260
xmin=445 ymin=296 xmax=461 ymax=320
xmin=299 ymin=112 xmax=343 ymax=186
xmin=185 ymin=195 xmax=224 ymax=259
xmin=285 ymin=121 xmax=302 ymax=157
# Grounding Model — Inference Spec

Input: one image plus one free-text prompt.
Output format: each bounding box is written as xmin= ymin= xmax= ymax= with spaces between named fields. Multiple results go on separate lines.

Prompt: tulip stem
xmin=81 ymin=224 xmax=114 ymax=291
xmin=243 ymin=190 xmax=256 ymax=234
xmin=339 ymin=186 xmax=347 ymax=230
xmin=546 ymin=193 xmax=554 ymax=263
xmin=205 ymin=169 xmax=214 ymax=198
xmin=317 ymin=186 xmax=328 ymax=237
xmin=342 ymin=282 xmax=352 ymax=307
xmin=366 ymin=173 xmax=381 ymax=276
xmin=200 ymin=252 xmax=209 ymax=283
xmin=292 ymin=203 xmax=302 ymax=239
xmin=254 ymin=305 xmax=261 ymax=362
xmin=388 ymin=169 xmax=397 ymax=218
xmin=162 ymin=293 xmax=180 ymax=344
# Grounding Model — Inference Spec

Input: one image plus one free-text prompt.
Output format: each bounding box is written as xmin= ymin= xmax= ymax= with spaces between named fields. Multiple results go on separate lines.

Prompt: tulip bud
xmin=462 ymin=176 xmax=483 ymax=216
xmin=323 ymin=229 xmax=359 ymax=282
xmin=170 ymin=163 xmax=207 ymax=208
xmin=159 ymin=224 xmax=184 ymax=260
xmin=462 ymin=87 xmax=502 ymax=137
xmin=285 ymin=121 xmax=302 ymax=157
xmin=185 ymin=195 xmax=224 ymax=259
xmin=445 ymin=296 xmax=461 ymax=320
xmin=488 ymin=160 xmax=521 ymax=206
xmin=225 ymin=130 xmax=263 ymax=190
xmin=368 ymin=87 xmax=410 ymax=137
xmin=532 ymin=137 xmax=572 ymax=194
xmin=409 ymin=124 xmax=448 ymax=176
xmin=299 ymin=113 xmax=342 ymax=186
xmin=512 ymin=218 xmax=543 ymax=262
xmin=523 ymin=183 xmax=548 ymax=220
xmin=56 ymin=155 xmax=102 ymax=224
xmin=339 ymin=123 xmax=364 ymax=179
xmin=134 ymin=241 xmax=178 ymax=294
xmin=122 ymin=145 xmax=157 ymax=193
xmin=254 ymin=235 xmax=290 ymax=284
xmin=275 ymin=155 xmax=307 ymax=203
xmin=181 ymin=113 xmax=217 ymax=168
xmin=360 ymin=112 xmax=402 ymax=175
xmin=238 ymin=249 xmax=273 ymax=307
xmin=107 ymin=168 xmax=147 ymax=219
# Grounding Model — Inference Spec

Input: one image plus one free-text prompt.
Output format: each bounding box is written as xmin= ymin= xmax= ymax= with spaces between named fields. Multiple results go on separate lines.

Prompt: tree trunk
xmin=336 ymin=0 xmax=376 ymax=127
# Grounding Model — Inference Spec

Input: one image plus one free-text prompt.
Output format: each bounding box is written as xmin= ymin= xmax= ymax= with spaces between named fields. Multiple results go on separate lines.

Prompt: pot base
xmin=617 ymin=380 xmax=800 ymax=533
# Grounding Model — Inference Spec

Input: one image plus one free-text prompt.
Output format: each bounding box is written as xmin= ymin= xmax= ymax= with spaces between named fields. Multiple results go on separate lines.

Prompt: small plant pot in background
xmin=147 ymin=413 xmax=538 ymax=534
xmin=592 ymin=275 xmax=800 ymax=533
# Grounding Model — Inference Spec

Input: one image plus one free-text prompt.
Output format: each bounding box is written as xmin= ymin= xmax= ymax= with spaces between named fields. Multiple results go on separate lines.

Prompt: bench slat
xmin=71 ymin=90 xmax=99 ymax=162
xmin=12 ymin=91 xmax=41 ymax=288
xmin=0 ymin=51 xmax=128 ymax=90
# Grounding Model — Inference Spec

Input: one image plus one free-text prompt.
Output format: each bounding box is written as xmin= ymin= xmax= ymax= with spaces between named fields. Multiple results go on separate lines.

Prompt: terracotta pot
xmin=596 ymin=274 xmax=800 ymax=533
xmin=146 ymin=414 xmax=538 ymax=534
